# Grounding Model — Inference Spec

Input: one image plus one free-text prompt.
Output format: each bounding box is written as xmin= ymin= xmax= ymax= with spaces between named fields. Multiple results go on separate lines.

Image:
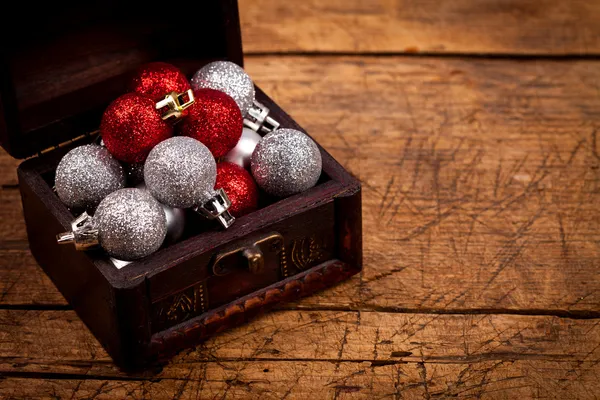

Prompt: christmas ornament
xmin=57 ymin=188 xmax=167 ymax=261
xmin=137 ymin=183 xmax=185 ymax=244
xmin=215 ymin=162 xmax=259 ymax=217
xmin=129 ymin=62 xmax=190 ymax=102
xmin=191 ymin=61 xmax=254 ymax=116
xmin=191 ymin=61 xmax=280 ymax=133
xmin=144 ymin=137 xmax=235 ymax=228
xmin=223 ymin=127 xmax=262 ymax=169
xmin=251 ymin=129 xmax=322 ymax=197
xmin=100 ymin=93 xmax=172 ymax=163
xmin=178 ymin=88 xmax=243 ymax=158
xmin=163 ymin=204 xmax=186 ymax=244
xmin=55 ymin=144 xmax=125 ymax=209
xmin=100 ymin=91 xmax=194 ymax=163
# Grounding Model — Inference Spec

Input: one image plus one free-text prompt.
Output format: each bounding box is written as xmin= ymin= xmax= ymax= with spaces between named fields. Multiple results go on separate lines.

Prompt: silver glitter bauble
xmin=95 ymin=188 xmax=167 ymax=260
xmin=191 ymin=61 xmax=255 ymax=116
xmin=55 ymin=144 xmax=125 ymax=209
xmin=136 ymin=183 xmax=185 ymax=244
xmin=223 ymin=127 xmax=263 ymax=169
xmin=144 ymin=136 xmax=217 ymax=208
xmin=251 ymin=129 xmax=322 ymax=197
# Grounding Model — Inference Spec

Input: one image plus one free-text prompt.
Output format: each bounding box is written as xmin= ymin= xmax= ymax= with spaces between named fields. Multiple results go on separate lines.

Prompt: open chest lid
xmin=0 ymin=0 xmax=243 ymax=159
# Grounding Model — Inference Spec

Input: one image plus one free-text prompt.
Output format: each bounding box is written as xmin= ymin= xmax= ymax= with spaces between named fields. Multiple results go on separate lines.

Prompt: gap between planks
xmin=244 ymin=51 xmax=600 ymax=60
xmin=1 ymin=302 xmax=599 ymax=320
xmin=0 ymin=355 xmax=591 ymax=382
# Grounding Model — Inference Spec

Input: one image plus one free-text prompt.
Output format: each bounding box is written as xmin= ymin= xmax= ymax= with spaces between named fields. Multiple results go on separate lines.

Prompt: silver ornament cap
xmin=95 ymin=188 xmax=167 ymax=261
xmin=144 ymin=136 xmax=217 ymax=209
xmin=191 ymin=61 xmax=255 ymax=116
xmin=251 ymin=129 xmax=322 ymax=197
xmin=55 ymin=144 xmax=125 ymax=209
xmin=144 ymin=137 xmax=235 ymax=229
xmin=223 ymin=127 xmax=263 ymax=169
xmin=244 ymin=99 xmax=280 ymax=134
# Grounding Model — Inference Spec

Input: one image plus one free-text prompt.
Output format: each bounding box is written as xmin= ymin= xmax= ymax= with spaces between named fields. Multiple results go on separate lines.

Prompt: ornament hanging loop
xmin=244 ymin=99 xmax=280 ymax=134
xmin=194 ymin=188 xmax=236 ymax=229
xmin=56 ymin=212 xmax=100 ymax=251
xmin=156 ymin=89 xmax=195 ymax=121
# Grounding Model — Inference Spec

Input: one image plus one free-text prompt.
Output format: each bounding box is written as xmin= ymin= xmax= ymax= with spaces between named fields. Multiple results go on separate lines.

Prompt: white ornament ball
xmin=223 ymin=127 xmax=263 ymax=169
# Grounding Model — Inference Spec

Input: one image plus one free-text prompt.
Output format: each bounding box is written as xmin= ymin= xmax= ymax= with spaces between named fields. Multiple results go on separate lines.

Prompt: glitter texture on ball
xmin=178 ymin=89 xmax=243 ymax=158
xmin=191 ymin=61 xmax=255 ymax=116
xmin=55 ymin=144 xmax=125 ymax=209
xmin=95 ymin=188 xmax=167 ymax=260
xmin=129 ymin=62 xmax=190 ymax=101
xmin=215 ymin=162 xmax=259 ymax=217
xmin=101 ymin=93 xmax=173 ymax=163
xmin=136 ymin=183 xmax=186 ymax=244
xmin=144 ymin=136 xmax=217 ymax=208
xmin=223 ymin=127 xmax=263 ymax=169
xmin=251 ymin=129 xmax=322 ymax=197
xmin=129 ymin=62 xmax=190 ymax=102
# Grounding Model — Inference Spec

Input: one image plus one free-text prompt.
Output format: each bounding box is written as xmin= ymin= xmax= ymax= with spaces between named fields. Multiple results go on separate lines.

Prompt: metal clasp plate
xmin=212 ymin=232 xmax=284 ymax=276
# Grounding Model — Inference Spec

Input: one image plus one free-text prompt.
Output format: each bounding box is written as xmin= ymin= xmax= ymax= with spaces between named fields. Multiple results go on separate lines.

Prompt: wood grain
xmin=1 ymin=309 xmax=599 ymax=398
xmin=247 ymin=56 xmax=600 ymax=315
xmin=2 ymin=51 xmax=600 ymax=396
xmin=240 ymin=0 xmax=600 ymax=55
xmin=2 ymin=56 xmax=599 ymax=316
xmin=5 ymin=359 xmax=599 ymax=399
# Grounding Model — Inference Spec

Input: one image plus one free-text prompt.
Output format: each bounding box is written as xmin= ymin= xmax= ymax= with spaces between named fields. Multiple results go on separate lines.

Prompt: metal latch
xmin=212 ymin=232 xmax=284 ymax=276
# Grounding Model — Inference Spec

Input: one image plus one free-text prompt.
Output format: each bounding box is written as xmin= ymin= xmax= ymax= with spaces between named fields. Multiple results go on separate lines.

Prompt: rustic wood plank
xmin=2 ymin=309 xmax=599 ymax=369
xmin=0 ymin=249 xmax=66 ymax=306
xmin=3 ymin=359 xmax=599 ymax=399
xmin=0 ymin=189 xmax=64 ymax=307
xmin=240 ymin=0 xmax=600 ymax=55
xmin=1 ymin=310 xmax=599 ymax=398
xmin=1 ymin=56 xmax=600 ymax=315
xmin=0 ymin=151 xmax=19 ymax=187
xmin=246 ymin=56 xmax=600 ymax=314
xmin=0 ymin=190 xmax=28 ymax=243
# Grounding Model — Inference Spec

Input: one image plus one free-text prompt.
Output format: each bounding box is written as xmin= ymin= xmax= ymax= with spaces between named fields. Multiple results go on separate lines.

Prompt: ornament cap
xmin=156 ymin=89 xmax=195 ymax=121
xmin=56 ymin=212 xmax=100 ymax=251
xmin=56 ymin=231 xmax=75 ymax=244
xmin=244 ymin=99 xmax=280 ymax=134
xmin=194 ymin=188 xmax=236 ymax=229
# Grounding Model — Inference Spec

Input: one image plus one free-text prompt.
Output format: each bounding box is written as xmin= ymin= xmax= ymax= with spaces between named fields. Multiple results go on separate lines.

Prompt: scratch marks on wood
xmin=557 ymin=213 xmax=569 ymax=261
xmin=591 ymin=128 xmax=599 ymax=162
xmin=417 ymin=362 xmax=431 ymax=399
xmin=336 ymin=327 xmax=350 ymax=370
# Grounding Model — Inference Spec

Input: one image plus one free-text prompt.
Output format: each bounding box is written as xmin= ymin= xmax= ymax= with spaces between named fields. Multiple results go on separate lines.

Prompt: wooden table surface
xmin=2 ymin=1 xmax=600 ymax=398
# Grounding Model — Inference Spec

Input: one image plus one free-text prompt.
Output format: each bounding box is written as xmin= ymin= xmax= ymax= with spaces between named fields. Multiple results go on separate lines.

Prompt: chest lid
xmin=0 ymin=0 xmax=243 ymax=159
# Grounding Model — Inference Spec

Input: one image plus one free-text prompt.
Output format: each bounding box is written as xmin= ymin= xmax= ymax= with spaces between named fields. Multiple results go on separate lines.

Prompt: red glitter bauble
xmin=100 ymin=93 xmax=173 ymax=163
xmin=215 ymin=162 xmax=259 ymax=217
xmin=178 ymin=89 xmax=243 ymax=158
xmin=129 ymin=62 xmax=191 ymax=102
